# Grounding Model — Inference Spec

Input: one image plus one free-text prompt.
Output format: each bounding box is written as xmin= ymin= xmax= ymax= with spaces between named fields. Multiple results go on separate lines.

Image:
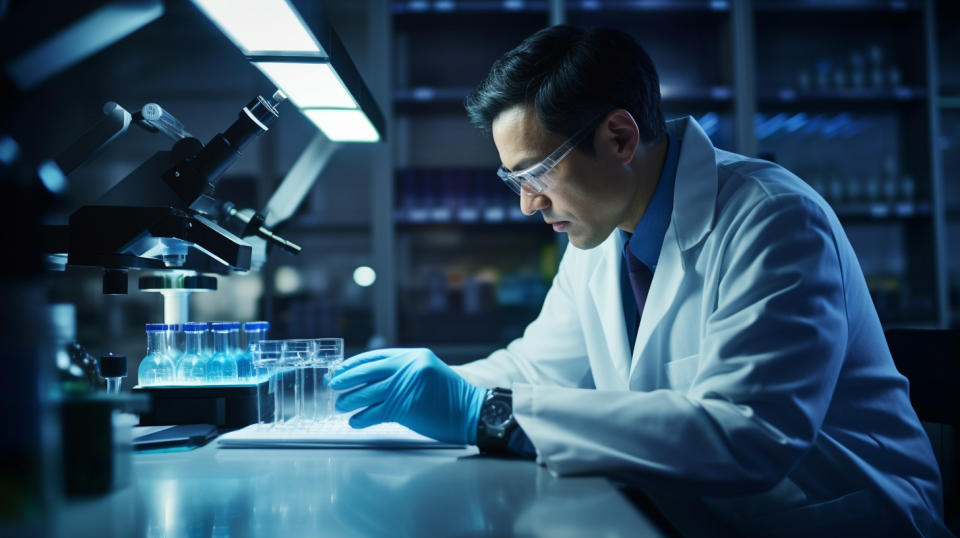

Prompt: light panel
xmin=192 ymin=0 xmax=323 ymax=55
xmin=253 ymin=61 xmax=356 ymax=109
xmin=304 ymin=109 xmax=380 ymax=143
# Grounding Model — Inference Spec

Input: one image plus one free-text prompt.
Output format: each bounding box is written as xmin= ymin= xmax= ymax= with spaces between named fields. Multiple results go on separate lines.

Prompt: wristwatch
xmin=476 ymin=387 xmax=518 ymax=454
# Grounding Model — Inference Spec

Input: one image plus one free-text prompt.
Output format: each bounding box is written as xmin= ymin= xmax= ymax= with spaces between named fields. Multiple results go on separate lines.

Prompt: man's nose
xmin=520 ymin=191 xmax=550 ymax=216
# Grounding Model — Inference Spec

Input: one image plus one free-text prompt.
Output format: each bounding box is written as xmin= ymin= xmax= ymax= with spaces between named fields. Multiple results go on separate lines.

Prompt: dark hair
xmin=464 ymin=25 xmax=666 ymax=153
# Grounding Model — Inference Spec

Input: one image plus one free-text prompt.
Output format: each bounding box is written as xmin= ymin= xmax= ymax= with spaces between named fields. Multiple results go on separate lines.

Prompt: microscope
xmin=43 ymin=89 xmax=301 ymax=325
xmin=37 ymin=89 xmax=319 ymax=428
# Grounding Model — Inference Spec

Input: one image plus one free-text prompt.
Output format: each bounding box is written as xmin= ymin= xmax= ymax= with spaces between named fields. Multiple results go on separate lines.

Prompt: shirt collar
xmin=619 ymin=132 xmax=680 ymax=271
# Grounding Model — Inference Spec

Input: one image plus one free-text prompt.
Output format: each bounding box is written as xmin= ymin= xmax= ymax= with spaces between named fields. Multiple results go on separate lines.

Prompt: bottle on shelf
xmin=177 ymin=322 xmax=208 ymax=384
xmin=207 ymin=322 xmax=239 ymax=384
xmin=138 ymin=323 xmax=176 ymax=386
xmin=788 ymin=44 xmax=903 ymax=94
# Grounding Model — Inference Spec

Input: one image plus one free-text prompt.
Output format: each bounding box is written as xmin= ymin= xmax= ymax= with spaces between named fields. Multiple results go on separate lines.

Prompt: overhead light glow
xmin=304 ymin=109 xmax=380 ymax=143
xmin=192 ymin=0 xmax=323 ymax=55
xmin=353 ymin=266 xmax=376 ymax=287
xmin=253 ymin=62 xmax=356 ymax=109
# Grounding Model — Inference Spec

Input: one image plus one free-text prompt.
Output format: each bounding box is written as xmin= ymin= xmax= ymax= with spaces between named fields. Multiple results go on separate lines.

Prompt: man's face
xmin=491 ymin=105 xmax=636 ymax=250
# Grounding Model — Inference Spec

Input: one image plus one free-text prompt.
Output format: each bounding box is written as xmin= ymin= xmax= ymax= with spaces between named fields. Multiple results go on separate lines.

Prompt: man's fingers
xmin=335 ymin=379 xmax=390 ymax=413
xmin=337 ymin=348 xmax=416 ymax=372
xmin=348 ymin=403 xmax=387 ymax=429
xmin=330 ymin=355 xmax=404 ymax=390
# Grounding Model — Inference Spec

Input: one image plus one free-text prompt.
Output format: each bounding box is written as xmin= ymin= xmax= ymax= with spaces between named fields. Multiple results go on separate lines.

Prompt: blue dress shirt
xmin=620 ymin=133 xmax=681 ymax=353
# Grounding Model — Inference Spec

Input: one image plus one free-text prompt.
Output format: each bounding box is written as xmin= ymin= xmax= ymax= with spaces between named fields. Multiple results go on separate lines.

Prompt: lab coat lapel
xmin=670 ymin=116 xmax=717 ymax=252
xmin=589 ymin=237 xmax=632 ymax=387
xmin=629 ymin=116 xmax=718 ymax=382
xmin=629 ymin=224 xmax=684 ymax=382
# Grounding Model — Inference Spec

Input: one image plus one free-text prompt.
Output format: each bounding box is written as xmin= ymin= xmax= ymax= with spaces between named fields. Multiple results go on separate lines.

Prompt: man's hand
xmin=330 ymin=348 xmax=486 ymax=445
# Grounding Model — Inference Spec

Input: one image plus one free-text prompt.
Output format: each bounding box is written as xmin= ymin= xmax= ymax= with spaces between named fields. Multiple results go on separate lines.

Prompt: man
xmin=331 ymin=26 xmax=949 ymax=536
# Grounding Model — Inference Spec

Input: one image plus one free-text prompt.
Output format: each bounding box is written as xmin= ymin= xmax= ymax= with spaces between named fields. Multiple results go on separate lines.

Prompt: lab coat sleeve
xmin=514 ymin=194 xmax=848 ymax=495
xmin=451 ymin=246 xmax=590 ymax=389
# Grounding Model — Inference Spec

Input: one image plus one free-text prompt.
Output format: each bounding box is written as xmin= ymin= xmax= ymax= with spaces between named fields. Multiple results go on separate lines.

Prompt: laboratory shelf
xmin=394 ymin=87 xmax=473 ymax=104
xmin=832 ymin=201 xmax=932 ymax=221
xmin=399 ymin=308 xmax=544 ymax=351
xmin=391 ymin=0 xmax=549 ymax=13
xmin=755 ymin=0 xmax=921 ymax=12
xmin=759 ymin=87 xmax=927 ymax=104
xmin=940 ymin=96 xmax=960 ymax=109
xmin=391 ymin=0 xmax=733 ymax=13
xmin=396 ymin=212 xmax=543 ymax=226
xmin=565 ymin=0 xmax=730 ymax=11
xmin=661 ymin=86 xmax=734 ymax=102
xmin=387 ymin=0 xmax=953 ymax=344
xmin=393 ymin=85 xmax=734 ymax=113
xmin=284 ymin=219 xmax=371 ymax=234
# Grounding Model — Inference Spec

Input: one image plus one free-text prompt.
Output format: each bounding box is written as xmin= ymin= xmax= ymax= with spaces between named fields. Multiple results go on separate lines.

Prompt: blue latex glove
xmin=330 ymin=348 xmax=486 ymax=445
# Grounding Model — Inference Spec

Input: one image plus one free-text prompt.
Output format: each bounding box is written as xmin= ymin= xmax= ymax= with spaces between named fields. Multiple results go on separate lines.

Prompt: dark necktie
xmin=623 ymin=243 xmax=654 ymax=319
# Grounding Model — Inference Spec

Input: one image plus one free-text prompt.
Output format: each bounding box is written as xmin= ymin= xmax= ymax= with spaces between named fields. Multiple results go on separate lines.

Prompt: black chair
xmin=885 ymin=328 xmax=960 ymax=532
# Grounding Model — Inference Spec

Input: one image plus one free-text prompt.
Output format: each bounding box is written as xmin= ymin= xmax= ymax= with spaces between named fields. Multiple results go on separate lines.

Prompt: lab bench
xmin=48 ymin=442 xmax=669 ymax=537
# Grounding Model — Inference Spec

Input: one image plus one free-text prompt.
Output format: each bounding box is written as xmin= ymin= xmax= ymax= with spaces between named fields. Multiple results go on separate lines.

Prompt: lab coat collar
xmin=622 ymin=131 xmax=680 ymax=272
xmin=588 ymin=116 xmax=720 ymax=386
xmin=667 ymin=116 xmax=717 ymax=252
xmin=627 ymin=117 xmax=718 ymax=381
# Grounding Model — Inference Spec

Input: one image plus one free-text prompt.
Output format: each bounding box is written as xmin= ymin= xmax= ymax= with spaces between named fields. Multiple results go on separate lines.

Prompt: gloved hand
xmin=330 ymin=348 xmax=486 ymax=445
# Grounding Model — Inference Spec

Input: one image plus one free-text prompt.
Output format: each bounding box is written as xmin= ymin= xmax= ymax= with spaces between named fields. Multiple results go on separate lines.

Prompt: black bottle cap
xmin=99 ymin=354 xmax=127 ymax=378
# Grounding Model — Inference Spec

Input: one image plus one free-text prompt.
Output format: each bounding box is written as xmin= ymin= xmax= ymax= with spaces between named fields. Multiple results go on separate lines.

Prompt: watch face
xmin=481 ymin=400 xmax=512 ymax=428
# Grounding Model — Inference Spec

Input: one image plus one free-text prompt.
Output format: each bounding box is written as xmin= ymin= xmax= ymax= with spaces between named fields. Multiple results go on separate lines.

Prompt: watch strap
xmin=477 ymin=387 xmax=517 ymax=454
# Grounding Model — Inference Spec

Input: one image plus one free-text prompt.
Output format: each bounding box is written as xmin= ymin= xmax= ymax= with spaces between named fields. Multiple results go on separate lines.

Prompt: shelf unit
xmin=936 ymin=1 xmax=960 ymax=326
xmin=753 ymin=1 xmax=943 ymax=324
xmin=384 ymin=0 xmax=953 ymax=360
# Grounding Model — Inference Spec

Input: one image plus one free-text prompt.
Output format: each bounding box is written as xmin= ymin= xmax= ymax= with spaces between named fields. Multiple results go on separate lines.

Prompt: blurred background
xmin=3 ymin=0 xmax=959 ymax=386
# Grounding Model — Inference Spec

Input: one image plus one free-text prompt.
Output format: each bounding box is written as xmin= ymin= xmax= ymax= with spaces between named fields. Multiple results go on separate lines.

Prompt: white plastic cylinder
xmin=160 ymin=290 xmax=191 ymax=326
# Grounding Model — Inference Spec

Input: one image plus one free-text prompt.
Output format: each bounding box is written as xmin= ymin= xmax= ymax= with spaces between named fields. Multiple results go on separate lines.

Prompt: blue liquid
xmin=207 ymin=351 xmax=239 ymax=384
xmin=177 ymin=325 xmax=207 ymax=384
xmin=139 ymin=350 xmax=175 ymax=385
xmin=139 ymin=326 xmax=175 ymax=386
xmin=207 ymin=324 xmax=238 ymax=384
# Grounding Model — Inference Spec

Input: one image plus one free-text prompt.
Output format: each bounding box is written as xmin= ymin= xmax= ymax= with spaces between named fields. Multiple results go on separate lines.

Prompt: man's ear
xmin=596 ymin=109 xmax=640 ymax=165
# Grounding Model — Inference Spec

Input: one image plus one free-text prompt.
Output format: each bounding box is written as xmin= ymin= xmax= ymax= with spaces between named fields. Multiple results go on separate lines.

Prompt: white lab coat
xmin=454 ymin=117 xmax=949 ymax=536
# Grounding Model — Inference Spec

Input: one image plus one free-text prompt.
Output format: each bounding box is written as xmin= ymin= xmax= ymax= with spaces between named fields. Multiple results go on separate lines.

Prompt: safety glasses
xmin=496 ymin=115 xmax=602 ymax=196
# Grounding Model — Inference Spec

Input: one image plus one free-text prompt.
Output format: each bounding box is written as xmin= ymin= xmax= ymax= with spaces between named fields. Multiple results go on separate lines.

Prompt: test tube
xmin=314 ymin=338 xmax=344 ymax=424
xmin=283 ymin=340 xmax=316 ymax=427
xmin=252 ymin=340 xmax=283 ymax=429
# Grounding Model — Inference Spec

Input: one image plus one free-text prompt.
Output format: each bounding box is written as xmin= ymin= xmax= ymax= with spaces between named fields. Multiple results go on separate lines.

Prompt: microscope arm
xmin=54 ymin=101 xmax=131 ymax=176
xmin=263 ymin=132 xmax=338 ymax=228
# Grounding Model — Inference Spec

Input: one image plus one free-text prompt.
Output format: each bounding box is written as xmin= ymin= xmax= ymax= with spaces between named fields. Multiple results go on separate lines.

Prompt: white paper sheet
xmin=217 ymin=421 xmax=465 ymax=449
